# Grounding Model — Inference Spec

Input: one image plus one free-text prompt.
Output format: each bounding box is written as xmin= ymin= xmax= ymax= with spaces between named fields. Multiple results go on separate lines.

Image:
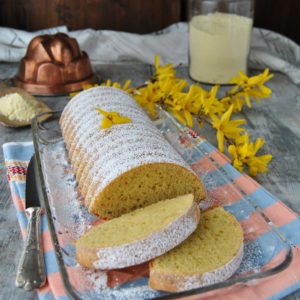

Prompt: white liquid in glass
xmin=189 ymin=12 xmax=253 ymax=84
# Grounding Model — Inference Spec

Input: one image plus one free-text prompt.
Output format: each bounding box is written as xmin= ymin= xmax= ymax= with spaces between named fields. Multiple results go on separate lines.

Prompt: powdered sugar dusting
xmin=40 ymin=141 xmax=96 ymax=239
xmin=150 ymin=244 xmax=244 ymax=292
xmin=85 ymin=283 xmax=161 ymax=300
xmin=92 ymin=202 xmax=200 ymax=269
xmin=60 ymin=87 xmax=196 ymax=210
xmin=185 ymin=244 xmax=244 ymax=290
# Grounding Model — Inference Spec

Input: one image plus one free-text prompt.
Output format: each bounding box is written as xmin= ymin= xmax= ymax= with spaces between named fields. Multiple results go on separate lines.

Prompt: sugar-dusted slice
xmin=149 ymin=207 xmax=244 ymax=292
xmin=76 ymin=194 xmax=200 ymax=270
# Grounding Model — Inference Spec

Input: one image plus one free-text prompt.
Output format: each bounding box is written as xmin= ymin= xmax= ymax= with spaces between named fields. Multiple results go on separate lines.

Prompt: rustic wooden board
xmin=0 ymin=62 xmax=299 ymax=299
xmin=0 ymin=0 xmax=181 ymax=33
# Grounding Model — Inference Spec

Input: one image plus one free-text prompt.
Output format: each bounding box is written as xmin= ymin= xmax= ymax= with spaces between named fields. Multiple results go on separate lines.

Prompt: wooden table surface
xmin=0 ymin=62 xmax=299 ymax=300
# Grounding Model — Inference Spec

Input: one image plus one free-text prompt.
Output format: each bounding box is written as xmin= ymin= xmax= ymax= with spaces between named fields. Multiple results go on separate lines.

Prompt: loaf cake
xmin=149 ymin=207 xmax=244 ymax=292
xmin=60 ymin=87 xmax=205 ymax=218
xmin=76 ymin=194 xmax=200 ymax=269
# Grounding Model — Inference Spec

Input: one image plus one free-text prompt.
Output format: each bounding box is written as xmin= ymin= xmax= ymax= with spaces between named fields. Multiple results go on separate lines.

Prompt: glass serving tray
xmin=32 ymin=109 xmax=293 ymax=300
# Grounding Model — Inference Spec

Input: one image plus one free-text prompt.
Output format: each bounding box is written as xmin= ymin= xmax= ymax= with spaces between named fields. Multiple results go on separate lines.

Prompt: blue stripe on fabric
xmin=38 ymin=290 xmax=56 ymax=300
xmin=200 ymin=140 xmax=216 ymax=153
xmin=201 ymin=169 xmax=230 ymax=188
xmin=44 ymin=250 xmax=60 ymax=274
xmin=279 ymin=219 xmax=300 ymax=246
xmin=2 ymin=142 xmax=34 ymax=161
xmin=221 ymin=163 xmax=242 ymax=180
xmin=61 ymin=243 xmax=77 ymax=267
xmin=254 ymin=231 xmax=287 ymax=265
xmin=180 ymin=140 xmax=215 ymax=164
xmin=248 ymin=188 xmax=277 ymax=209
xmin=200 ymin=163 xmax=241 ymax=188
xmin=267 ymin=282 xmax=300 ymax=300
xmin=224 ymin=199 xmax=256 ymax=221
xmin=41 ymin=215 xmax=49 ymax=233
xmin=188 ymin=148 xmax=207 ymax=164
xmin=55 ymin=296 xmax=71 ymax=300
xmin=13 ymin=205 xmax=48 ymax=234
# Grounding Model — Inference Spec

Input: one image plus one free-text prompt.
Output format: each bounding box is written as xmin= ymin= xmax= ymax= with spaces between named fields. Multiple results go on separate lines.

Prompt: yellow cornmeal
xmin=76 ymin=194 xmax=195 ymax=248
xmin=151 ymin=207 xmax=243 ymax=275
xmin=0 ymin=93 xmax=42 ymax=122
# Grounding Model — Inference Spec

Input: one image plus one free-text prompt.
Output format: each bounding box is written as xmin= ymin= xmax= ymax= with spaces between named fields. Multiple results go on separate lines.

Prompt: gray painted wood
xmin=0 ymin=63 xmax=299 ymax=299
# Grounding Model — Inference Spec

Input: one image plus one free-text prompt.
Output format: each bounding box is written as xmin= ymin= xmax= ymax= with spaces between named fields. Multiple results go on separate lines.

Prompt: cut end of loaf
xmin=88 ymin=162 xmax=206 ymax=219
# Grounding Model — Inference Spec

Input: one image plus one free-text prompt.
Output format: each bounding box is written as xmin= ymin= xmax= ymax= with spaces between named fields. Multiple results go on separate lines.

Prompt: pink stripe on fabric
xmin=209 ymin=149 xmax=231 ymax=165
xmin=206 ymin=183 xmax=244 ymax=206
xmin=240 ymin=212 xmax=270 ymax=241
xmin=47 ymin=272 xmax=67 ymax=298
xmin=191 ymin=149 xmax=229 ymax=174
xmin=11 ymin=193 xmax=25 ymax=212
xmin=20 ymin=228 xmax=26 ymax=239
xmin=42 ymin=231 xmax=54 ymax=253
xmin=263 ymin=202 xmax=298 ymax=227
xmin=191 ymin=156 xmax=219 ymax=173
xmin=67 ymin=266 xmax=105 ymax=293
xmin=234 ymin=175 xmax=260 ymax=194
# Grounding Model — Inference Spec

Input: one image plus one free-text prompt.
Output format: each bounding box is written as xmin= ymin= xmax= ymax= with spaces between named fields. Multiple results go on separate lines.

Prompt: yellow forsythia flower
xmin=95 ymin=107 xmax=131 ymax=129
xmin=228 ymin=144 xmax=244 ymax=172
xmin=69 ymin=83 xmax=100 ymax=97
xmin=100 ymin=79 xmax=133 ymax=94
xmin=211 ymin=105 xmax=246 ymax=152
xmin=228 ymin=133 xmax=272 ymax=176
xmin=200 ymin=85 xmax=226 ymax=116
xmin=134 ymin=81 xmax=163 ymax=117
xmin=230 ymin=69 xmax=273 ymax=108
xmin=153 ymin=55 xmax=176 ymax=81
xmin=70 ymin=80 xmax=133 ymax=97
xmin=166 ymin=85 xmax=202 ymax=127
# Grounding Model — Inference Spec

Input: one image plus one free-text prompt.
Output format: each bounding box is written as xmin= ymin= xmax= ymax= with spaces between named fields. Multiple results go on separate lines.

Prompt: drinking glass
xmin=188 ymin=0 xmax=254 ymax=84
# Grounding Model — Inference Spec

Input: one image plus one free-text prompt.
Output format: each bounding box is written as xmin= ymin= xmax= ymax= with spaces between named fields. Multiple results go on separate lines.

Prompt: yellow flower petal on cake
xmin=112 ymin=114 xmax=132 ymax=124
xmin=96 ymin=107 xmax=132 ymax=129
xmin=96 ymin=107 xmax=109 ymax=116
xmin=101 ymin=118 xmax=113 ymax=129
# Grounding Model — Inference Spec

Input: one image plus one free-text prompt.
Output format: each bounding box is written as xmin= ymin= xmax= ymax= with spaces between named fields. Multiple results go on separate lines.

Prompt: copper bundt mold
xmin=14 ymin=33 xmax=98 ymax=95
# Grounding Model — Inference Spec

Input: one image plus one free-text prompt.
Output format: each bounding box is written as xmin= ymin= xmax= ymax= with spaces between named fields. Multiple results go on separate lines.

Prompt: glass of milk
xmin=188 ymin=0 xmax=254 ymax=84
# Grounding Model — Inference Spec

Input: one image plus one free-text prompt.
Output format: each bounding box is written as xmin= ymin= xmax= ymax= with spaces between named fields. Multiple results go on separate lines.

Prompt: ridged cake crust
xmin=60 ymin=87 xmax=205 ymax=218
xmin=76 ymin=195 xmax=201 ymax=270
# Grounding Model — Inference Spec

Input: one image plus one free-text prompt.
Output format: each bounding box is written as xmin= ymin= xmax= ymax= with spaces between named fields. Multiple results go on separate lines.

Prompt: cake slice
xmin=76 ymin=194 xmax=200 ymax=270
xmin=149 ymin=207 xmax=244 ymax=292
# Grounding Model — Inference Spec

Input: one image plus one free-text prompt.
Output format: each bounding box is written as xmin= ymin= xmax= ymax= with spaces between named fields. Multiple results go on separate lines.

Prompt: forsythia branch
xmin=70 ymin=55 xmax=273 ymax=177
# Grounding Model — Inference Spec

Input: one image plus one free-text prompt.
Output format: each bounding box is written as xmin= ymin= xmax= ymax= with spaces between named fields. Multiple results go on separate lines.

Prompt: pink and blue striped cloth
xmin=3 ymin=141 xmax=300 ymax=300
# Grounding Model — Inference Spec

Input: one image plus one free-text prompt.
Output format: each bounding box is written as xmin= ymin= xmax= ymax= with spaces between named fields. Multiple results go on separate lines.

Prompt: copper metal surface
xmin=14 ymin=33 xmax=98 ymax=95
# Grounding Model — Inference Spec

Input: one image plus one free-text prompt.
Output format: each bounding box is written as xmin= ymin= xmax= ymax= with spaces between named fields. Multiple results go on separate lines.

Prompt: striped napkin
xmin=3 ymin=142 xmax=65 ymax=300
xmin=2 ymin=141 xmax=300 ymax=300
